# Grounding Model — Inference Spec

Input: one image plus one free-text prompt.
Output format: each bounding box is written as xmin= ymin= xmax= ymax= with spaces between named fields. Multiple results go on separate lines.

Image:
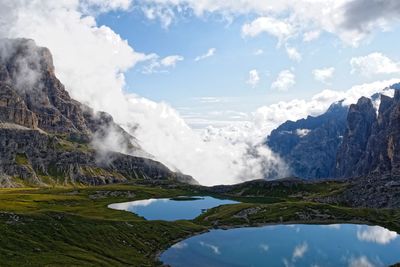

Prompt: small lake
xmin=108 ymin=196 xmax=238 ymax=221
xmin=161 ymin=224 xmax=400 ymax=267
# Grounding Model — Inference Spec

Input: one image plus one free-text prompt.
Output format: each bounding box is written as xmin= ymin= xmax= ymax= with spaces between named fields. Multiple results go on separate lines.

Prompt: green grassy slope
xmin=0 ymin=182 xmax=399 ymax=266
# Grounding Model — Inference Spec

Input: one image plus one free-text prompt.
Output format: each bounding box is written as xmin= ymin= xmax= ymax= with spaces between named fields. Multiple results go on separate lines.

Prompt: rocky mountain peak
xmin=266 ymin=100 xmax=348 ymax=179
xmin=0 ymin=38 xmax=196 ymax=187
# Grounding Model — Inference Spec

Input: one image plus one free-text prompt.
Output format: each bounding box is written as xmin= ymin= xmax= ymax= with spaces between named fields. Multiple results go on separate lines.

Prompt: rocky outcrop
xmin=335 ymin=97 xmax=377 ymax=177
xmin=316 ymin=174 xmax=400 ymax=208
xmin=0 ymin=38 xmax=196 ymax=187
xmin=0 ymin=83 xmax=38 ymax=129
xmin=266 ymin=101 xmax=348 ymax=179
xmin=336 ymin=89 xmax=400 ymax=178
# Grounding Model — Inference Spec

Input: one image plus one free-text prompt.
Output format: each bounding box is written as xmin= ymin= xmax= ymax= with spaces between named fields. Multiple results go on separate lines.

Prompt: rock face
xmin=336 ymin=90 xmax=400 ymax=178
xmin=0 ymin=38 xmax=196 ymax=187
xmin=335 ymin=97 xmax=377 ymax=177
xmin=266 ymin=101 xmax=348 ymax=179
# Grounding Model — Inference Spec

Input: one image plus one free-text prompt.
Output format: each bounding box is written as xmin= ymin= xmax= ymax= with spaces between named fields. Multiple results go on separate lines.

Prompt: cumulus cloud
xmin=285 ymin=46 xmax=302 ymax=62
xmin=195 ymin=48 xmax=216 ymax=61
xmin=350 ymin=52 xmax=400 ymax=76
xmin=242 ymin=17 xmax=294 ymax=46
xmin=313 ymin=67 xmax=335 ymax=84
xmin=247 ymin=69 xmax=260 ymax=87
xmin=341 ymin=0 xmax=400 ymax=34
xmin=271 ymin=69 xmax=295 ymax=91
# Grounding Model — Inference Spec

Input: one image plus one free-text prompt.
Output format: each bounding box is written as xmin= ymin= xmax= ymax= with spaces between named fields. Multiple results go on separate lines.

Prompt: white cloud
xmin=195 ymin=48 xmax=216 ymax=61
xmin=357 ymin=225 xmax=398 ymax=245
xmin=271 ymin=69 xmax=295 ymax=91
xmin=242 ymin=16 xmax=294 ymax=45
xmin=141 ymin=5 xmax=175 ymax=28
xmin=161 ymin=55 xmax=184 ymax=67
xmin=303 ymin=30 xmax=321 ymax=42
xmin=247 ymin=69 xmax=260 ymax=87
xmin=142 ymin=54 xmax=184 ymax=74
xmin=134 ymin=0 xmax=400 ymax=46
xmin=350 ymin=52 xmax=400 ymax=76
xmin=81 ymin=0 xmax=133 ymax=13
xmin=313 ymin=67 xmax=335 ymax=84
xmin=348 ymin=256 xmax=375 ymax=267
xmin=292 ymin=242 xmax=308 ymax=260
xmin=285 ymin=46 xmax=302 ymax=62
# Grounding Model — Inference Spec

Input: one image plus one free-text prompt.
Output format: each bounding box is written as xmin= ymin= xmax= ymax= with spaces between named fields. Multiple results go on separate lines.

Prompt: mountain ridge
xmin=267 ymin=85 xmax=400 ymax=181
xmin=0 ymin=38 xmax=196 ymax=187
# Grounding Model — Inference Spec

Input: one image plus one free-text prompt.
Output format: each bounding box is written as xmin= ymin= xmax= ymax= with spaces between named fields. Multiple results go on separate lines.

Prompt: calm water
xmin=108 ymin=196 xmax=238 ymax=221
xmin=161 ymin=224 xmax=400 ymax=267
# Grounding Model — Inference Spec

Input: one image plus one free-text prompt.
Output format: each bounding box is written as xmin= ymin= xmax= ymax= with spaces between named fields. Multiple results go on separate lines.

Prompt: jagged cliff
xmin=336 ymin=90 xmax=400 ymax=178
xmin=0 ymin=38 xmax=196 ymax=187
xmin=266 ymin=101 xmax=348 ymax=179
xmin=267 ymin=84 xmax=400 ymax=181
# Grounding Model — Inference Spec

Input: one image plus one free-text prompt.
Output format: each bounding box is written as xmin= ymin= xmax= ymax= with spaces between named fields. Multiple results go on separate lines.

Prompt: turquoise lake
xmin=161 ymin=224 xmax=400 ymax=267
xmin=108 ymin=196 xmax=238 ymax=221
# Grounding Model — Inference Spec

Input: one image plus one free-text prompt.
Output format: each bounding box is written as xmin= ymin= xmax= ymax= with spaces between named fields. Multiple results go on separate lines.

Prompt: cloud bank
xmin=0 ymin=0 xmax=289 ymax=186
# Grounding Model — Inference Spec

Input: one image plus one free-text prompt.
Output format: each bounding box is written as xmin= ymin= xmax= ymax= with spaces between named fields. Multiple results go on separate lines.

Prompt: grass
xmin=0 ymin=182 xmax=399 ymax=266
xmin=15 ymin=153 xmax=29 ymax=165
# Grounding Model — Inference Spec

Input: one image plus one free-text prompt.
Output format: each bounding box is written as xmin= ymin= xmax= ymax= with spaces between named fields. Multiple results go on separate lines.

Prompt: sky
xmin=93 ymin=0 xmax=400 ymax=128
xmin=1 ymin=0 xmax=400 ymax=185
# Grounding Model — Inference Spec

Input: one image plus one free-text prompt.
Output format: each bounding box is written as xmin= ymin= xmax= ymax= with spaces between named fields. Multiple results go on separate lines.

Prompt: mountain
xmin=267 ymin=83 xmax=400 ymax=181
xmin=0 ymin=38 xmax=196 ymax=187
xmin=266 ymin=101 xmax=348 ymax=179
xmin=336 ymin=90 xmax=400 ymax=178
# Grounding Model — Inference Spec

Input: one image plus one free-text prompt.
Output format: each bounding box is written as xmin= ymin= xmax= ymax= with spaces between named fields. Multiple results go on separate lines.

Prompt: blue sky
xmin=94 ymin=3 xmax=400 ymax=128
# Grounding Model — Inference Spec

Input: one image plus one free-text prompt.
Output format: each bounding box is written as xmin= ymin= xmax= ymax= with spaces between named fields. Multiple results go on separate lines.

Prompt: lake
xmin=108 ymin=196 xmax=238 ymax=221
xmin=160 ymin=224 xmax=400 ymax=267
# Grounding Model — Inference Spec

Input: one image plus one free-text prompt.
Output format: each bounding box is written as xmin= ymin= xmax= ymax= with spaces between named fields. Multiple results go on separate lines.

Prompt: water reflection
xmin=357 ymin=225 xmax=398 ymax=245
xmin=161 ymin=224 xmax=400 ymax=267
xmin=108 ymin=196 xmax=238 ymax=221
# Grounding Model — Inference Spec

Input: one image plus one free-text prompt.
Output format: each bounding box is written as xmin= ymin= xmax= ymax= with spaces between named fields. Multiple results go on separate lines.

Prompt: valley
xmin=1 ymin=180 xmax=399 ymax=266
